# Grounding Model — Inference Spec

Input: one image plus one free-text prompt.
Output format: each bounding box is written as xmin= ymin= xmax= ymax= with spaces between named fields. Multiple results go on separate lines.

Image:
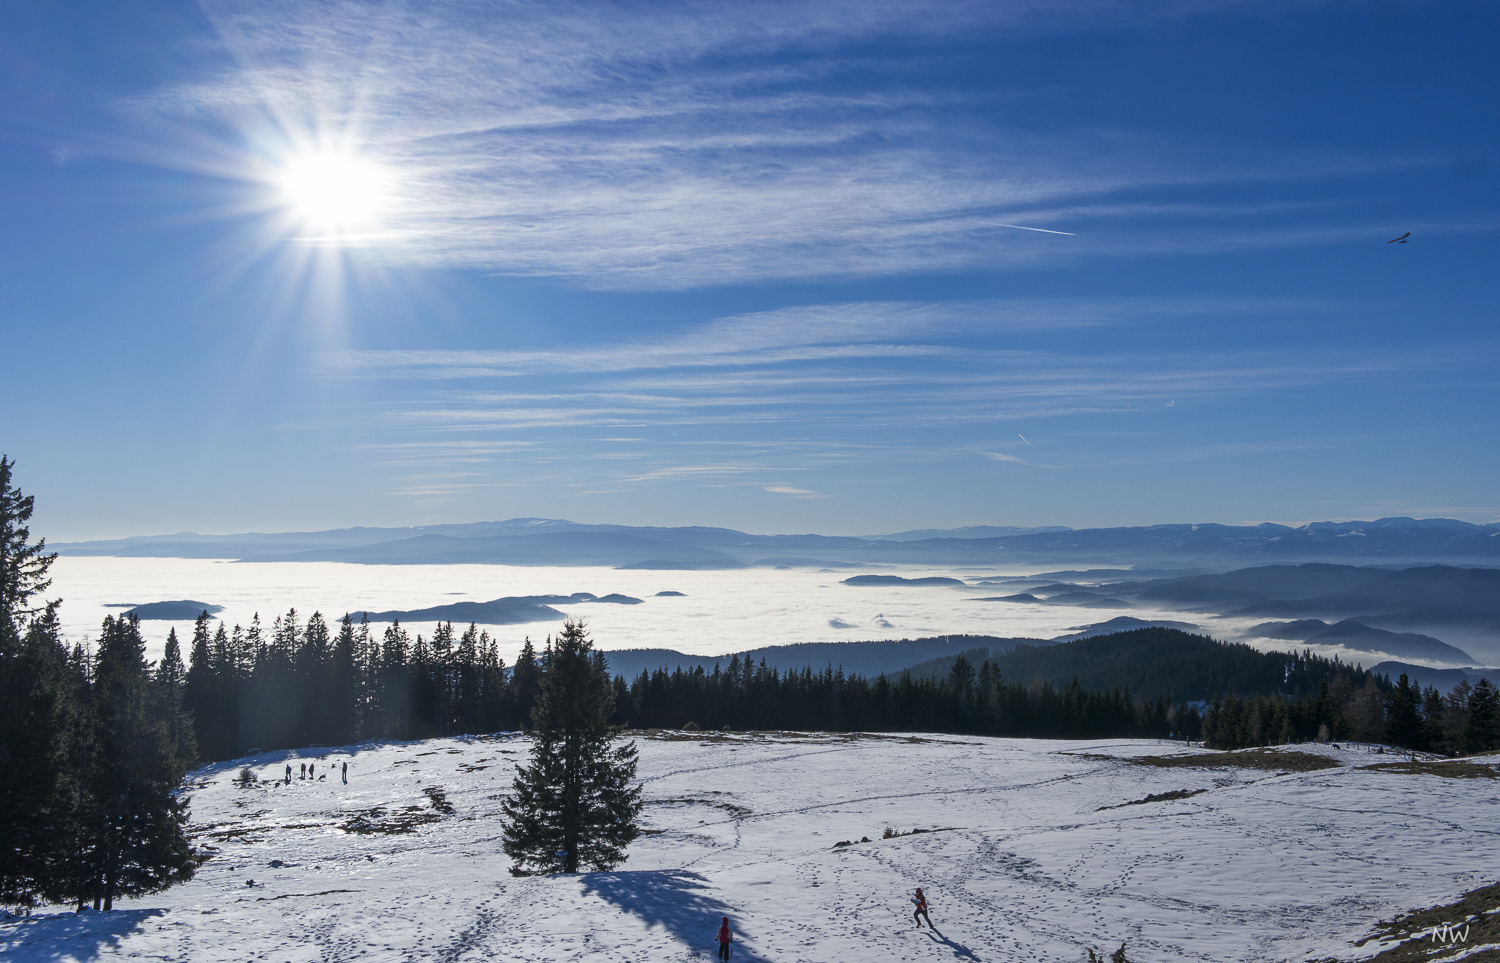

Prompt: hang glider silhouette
xmin=1388 ymin=232 xmax=1410 ymax=244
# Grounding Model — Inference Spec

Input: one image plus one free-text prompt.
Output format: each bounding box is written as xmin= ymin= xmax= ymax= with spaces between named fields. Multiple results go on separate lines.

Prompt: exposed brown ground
xmin=1133 ymin=748 xmax=1341 ymax=772
xmin=1346 ymin=880 xmax=1500 ymax=963
xmin=1361 ymin=760 xmax=1500 ymax=779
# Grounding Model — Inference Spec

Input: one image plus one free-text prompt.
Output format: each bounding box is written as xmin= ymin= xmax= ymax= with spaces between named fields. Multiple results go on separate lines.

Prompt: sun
xmin=273 ymin=149 xmax=391 ymax=234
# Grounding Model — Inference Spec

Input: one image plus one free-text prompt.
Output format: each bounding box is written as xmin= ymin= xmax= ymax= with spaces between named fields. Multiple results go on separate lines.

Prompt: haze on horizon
xmin=2 ymin=0 xmax=1497 ymax=542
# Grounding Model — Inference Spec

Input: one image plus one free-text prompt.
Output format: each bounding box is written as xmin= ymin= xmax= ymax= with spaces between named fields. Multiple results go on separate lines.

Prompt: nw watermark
xmin=1425 ymin=922 xmax=1470 ymax=944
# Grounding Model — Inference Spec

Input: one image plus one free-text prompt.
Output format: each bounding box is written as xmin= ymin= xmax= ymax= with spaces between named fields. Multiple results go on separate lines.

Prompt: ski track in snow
xmin=4 ymin=734 xmax=1499 ymax=963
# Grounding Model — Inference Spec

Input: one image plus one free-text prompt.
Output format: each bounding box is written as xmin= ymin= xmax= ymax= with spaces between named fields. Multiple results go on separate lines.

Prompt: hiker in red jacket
xmin=717 ymin=916 xmax=733 ymax=960
xmin=913 ymin=887 xmax=933 ymax=929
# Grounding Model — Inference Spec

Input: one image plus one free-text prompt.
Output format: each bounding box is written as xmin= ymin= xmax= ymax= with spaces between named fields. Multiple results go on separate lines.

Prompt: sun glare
xmin=274 ymin=149 xmax=391 ymax=234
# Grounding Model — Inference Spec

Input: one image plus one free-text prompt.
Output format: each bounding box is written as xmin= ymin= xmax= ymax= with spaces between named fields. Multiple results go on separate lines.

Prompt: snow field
xmin=4 ymin=734 xmax=1499 ymax=963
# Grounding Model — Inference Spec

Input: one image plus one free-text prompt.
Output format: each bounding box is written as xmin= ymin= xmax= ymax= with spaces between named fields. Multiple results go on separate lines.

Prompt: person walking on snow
xmin=912 ymin=888 xmax=933 ymax=929
xmin=716 ymin=916 xmax=733 ymax=960
xmin=342 ymin=761 xmax=348 ymax=783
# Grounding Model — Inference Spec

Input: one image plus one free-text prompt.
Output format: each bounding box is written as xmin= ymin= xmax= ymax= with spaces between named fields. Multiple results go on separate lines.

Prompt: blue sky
xmin=2 ymin=0 xmax=1496 ymax=539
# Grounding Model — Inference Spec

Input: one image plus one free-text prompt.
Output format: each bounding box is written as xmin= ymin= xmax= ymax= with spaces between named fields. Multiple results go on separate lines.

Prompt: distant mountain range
xmin=54 ymin=515 xmax=1500 ymax=569
xmin=867 ymin=525 xmax=1072 ymax=541
xmin=1017 ymin=563 xmax=1500 ymax=663
xmin=1369 ymin=660 xmax=1500 ymax=695
xmin=1245 ymin=618 xmax=1472 ymax=663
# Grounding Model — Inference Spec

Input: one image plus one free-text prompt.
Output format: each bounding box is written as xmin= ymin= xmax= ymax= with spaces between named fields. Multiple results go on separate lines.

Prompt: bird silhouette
xmin=1388 ymin=232 xmax=1410 ymax=244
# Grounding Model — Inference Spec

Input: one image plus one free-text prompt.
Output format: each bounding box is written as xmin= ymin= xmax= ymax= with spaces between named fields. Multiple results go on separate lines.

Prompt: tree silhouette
xmin=501 ymin=621 xmax=641 ymax=875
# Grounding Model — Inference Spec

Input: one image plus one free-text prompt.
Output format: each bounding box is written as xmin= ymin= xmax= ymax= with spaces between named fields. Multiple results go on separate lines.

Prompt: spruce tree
xmin=0 ymin=455 xmax=56 ymax=648
xmin=0 ymin=607 xmax=87 ymax=910
xmin=1443 ymin=681 xmax=1472 ymax=751
xmin=80 ymin=615 xmax=197 ymax=909
xmin=183 ymin=613 xmax=220 ymax=759
xmin=511 ymin=637 xmax=541 ymax=729
xmin=153 ymin=628 xmax=197 ymax=768
xmin=0 ymin=459 xmax=72 ymax=910
xmin=429 ymin=621 xmax=454 ymax=735
xmin=1463 ymin=679 xmax=1499 ymax=755
xmin=501 ymin=621 xmax=641 ymax=875
xmin=1385 ymin=673 xmax=1422 ymax=750
xmin=332 ymin=615 xmax=357 ymax=745
xmin=1420 ymin=686 xmax=1446 ymax=754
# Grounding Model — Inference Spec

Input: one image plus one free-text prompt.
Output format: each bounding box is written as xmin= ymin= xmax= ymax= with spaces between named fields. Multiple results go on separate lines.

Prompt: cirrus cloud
xmin=134 ymin=0 xmax=1425 ymax=287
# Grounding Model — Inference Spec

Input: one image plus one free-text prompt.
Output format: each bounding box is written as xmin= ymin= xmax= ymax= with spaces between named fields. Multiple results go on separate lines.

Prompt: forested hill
xmin=601 ymin=634 xmax=1040 ymax=681
xmin=899 ymin=628 xmax=1377 ymax=703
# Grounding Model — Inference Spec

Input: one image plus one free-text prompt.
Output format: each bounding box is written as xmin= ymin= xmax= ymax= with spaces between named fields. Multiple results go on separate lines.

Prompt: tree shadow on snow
xmin=0 ymin=908 xmax=164 ymax=962
xmin=581 ymin=870 xmax=765 ymax=961
xmin=925 ymin=927 xmax=981 ymax=961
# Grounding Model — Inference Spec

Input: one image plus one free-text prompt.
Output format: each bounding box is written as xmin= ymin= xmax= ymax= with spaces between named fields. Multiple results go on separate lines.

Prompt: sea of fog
xmin=49 ymin=556 xmax=1280 ymax=667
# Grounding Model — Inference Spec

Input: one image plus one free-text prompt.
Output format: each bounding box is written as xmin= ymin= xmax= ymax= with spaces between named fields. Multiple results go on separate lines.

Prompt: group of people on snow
xmin=281 ymin=760 xmax=349 ymax=784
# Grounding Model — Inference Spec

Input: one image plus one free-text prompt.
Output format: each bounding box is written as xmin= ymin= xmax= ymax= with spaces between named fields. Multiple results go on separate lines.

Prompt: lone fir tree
xmin=501 ymin=621 xmax=641 ymax=875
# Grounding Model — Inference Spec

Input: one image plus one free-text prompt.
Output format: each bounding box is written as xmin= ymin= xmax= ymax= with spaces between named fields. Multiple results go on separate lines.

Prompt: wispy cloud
xmin=764 ymin=485 xmax=825 ymax=498
xmin=134 ymin=0 xmax=1433 ymax=287
xmin=332 ymin=296 xmax=1336 ymax=379
xmin=309 ymin=294 xmax=1493 ymax=501
xmin=980 ymin=451 xmax=1057 ymax=469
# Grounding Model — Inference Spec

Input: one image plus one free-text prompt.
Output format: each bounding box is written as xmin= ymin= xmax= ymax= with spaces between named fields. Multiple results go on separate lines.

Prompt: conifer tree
xmin=1443 ymin=680 xmax=1472 ymax=751
xmin=353 ymin=616 xmax=379 ymax=740
xmin=411 ymin=632 xmax=437 ymax=737
xmin=298 ymin=611 xmax=332 ymax=744
xmin=0 ymin=459 xmax=73 ymax=910
xmin=79 ymin=615 xmax=197 ymax=910
xmin=1420 ymin=686 xmax=1446 ymax=754
xmin=183 ymin=613 xmax=219 ymax=757
xmin=0 ymin=455 xmax=55 ymax=648
xmin=153 ymin=628 xmax=197 ymax=767
xmin=456 ymin=622 xmax=483 ymax=732
xmin=0 ymin=607 xmax=87 ymax=910
xmin=1463 ymin=679 xmax=1499 ymax=755
xmin=1385 ymin=673 xmax=1422 ymax=750
xmin=332 ymin=615 xmax=357 ymax=745
xmin=382 ymin=621 xmax=411 ymax=739
xmin=431 ymin=621 xmax=455 ymax=735
xmin=501 ymin=621 xmax=641 ymax=875
xmin=511 ymin=637 xmax=541 ymax=729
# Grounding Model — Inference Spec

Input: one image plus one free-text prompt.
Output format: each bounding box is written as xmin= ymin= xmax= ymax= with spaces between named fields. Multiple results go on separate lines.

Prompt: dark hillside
xmin=900 ymin=628 xmax=1374 ymax=702
xmin=603 ymin=634 xmax=1043 ymax=681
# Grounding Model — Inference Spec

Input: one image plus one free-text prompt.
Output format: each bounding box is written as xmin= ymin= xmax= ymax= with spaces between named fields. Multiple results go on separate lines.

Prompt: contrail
xmin=1019 ymin=434 xmax=1032 ymax=445
xmin=1000 ymin=224 xmax=1076 ymax=236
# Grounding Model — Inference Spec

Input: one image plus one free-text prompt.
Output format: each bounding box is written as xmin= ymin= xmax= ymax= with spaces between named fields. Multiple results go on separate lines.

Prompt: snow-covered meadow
xmin=6 ymin=733 xmax=1498 ymax=963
